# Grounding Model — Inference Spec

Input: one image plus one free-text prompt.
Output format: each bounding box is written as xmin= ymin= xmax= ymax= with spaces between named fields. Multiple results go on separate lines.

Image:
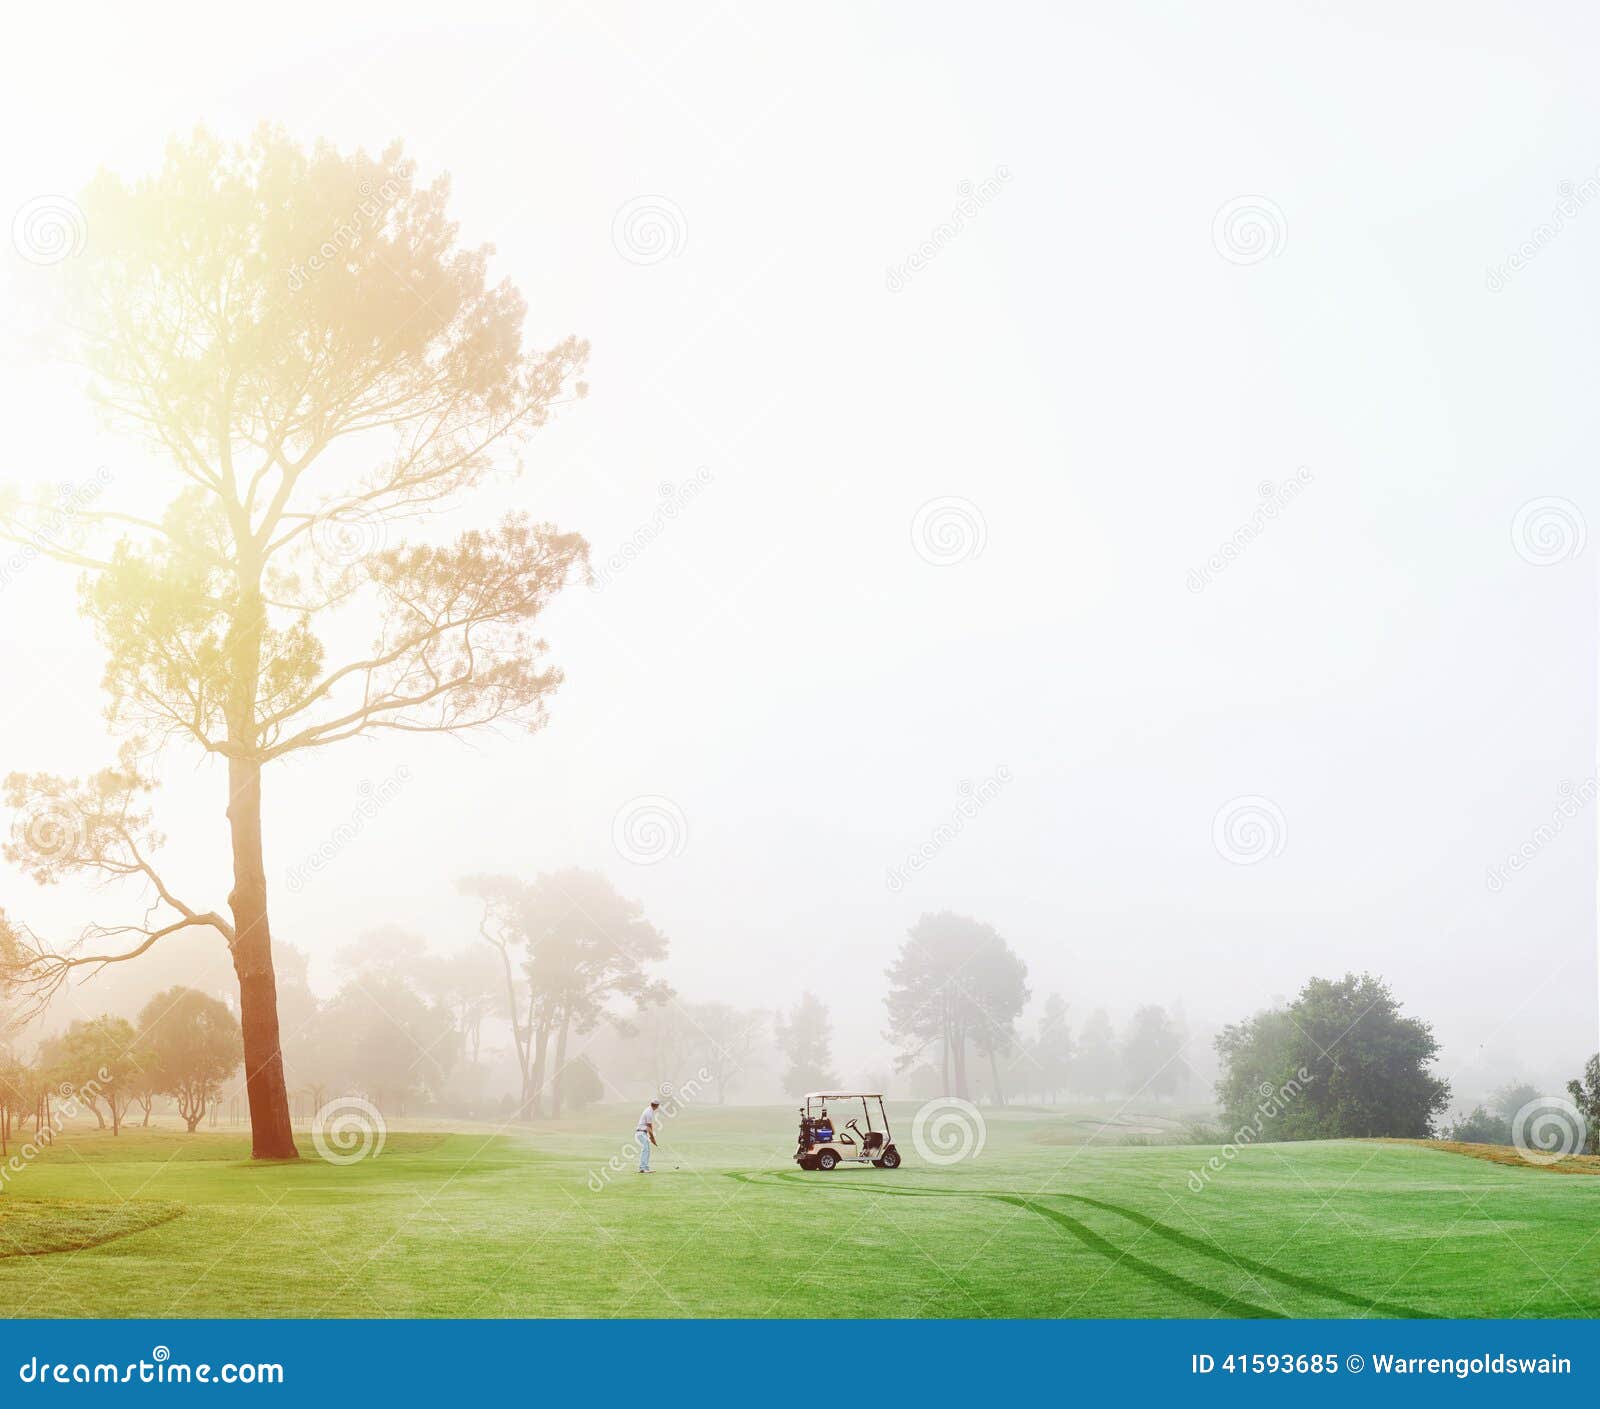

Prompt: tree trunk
xmin=987 ymin=1043 xmax=1006 ymax=1107
xmin=227 ymin=752 xmax=299 ymax=1159
xmin=940 ymin=1009 xmax=952 ymax=1095
xmin=951 ymin=1028 xmax=969 ymax=1101
xmin=550 ymin=1011 xmax=571 ymax=1119
xmin=527 ymin=1020 xmax=550 ymax=1120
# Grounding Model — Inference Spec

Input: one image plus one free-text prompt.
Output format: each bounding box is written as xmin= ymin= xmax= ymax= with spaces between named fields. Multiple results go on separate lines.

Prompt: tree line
xmin=773 ymin=911 xmax=1195 ymax=1106
xmin=0 ymin=987 xmax=239 ymax=1153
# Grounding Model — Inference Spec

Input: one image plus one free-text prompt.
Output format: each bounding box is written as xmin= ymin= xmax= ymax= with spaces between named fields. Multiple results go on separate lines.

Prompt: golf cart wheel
xmin=817 ymin=1150 xmax=839 ymax=1171
xmin=875 ymin=1146 xmax=901 ymax=1169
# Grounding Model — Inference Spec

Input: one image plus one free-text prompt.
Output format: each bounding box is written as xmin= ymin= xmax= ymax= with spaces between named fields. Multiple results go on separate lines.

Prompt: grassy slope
xmin=1 ymin=1104 xmax=1596 ymax=1318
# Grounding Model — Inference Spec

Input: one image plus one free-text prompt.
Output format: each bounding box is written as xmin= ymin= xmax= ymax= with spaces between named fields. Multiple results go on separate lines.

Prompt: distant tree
xmin=969 ymin=939 xmax=1029 ymax=1107
xmin=523 ymin=869 xmax=670 ymax=1119
xmin=419 ymin=945 xmax=503 ymax=1067
xmin=334 ymin=927 xmax=430 ymax=980
xmin=775 ymin=993 xmax=839 ymax=1098
xmin=681 ymin=1002 xmax=766 ymax=1104
xmin=48 ymin=1016 xmax=139 ymax=1135
xmin=1566 ymin=1056 xmax=1600 ymax=1155
xmin=0 ymin=126 xmax=590 ymax=1159
xmin=136 ymin=986 xmax=243 ymax=1132
xmin=316 ymin=971 xmax=459 ymax=1114
xmin=1489 ymin=1080 xmax=1539 ymax=1125
xmin=271 ymin=942 xmax=323 ymax=1105
xmin=1031 ymin=995 xmax=1074 ymax=1103
xmin=1072 ymin=1010 xmax=1119 ymax=1099
xmin=0 ymin=909 xmax=22 ymax=1036
xmin=562 ymin=1054 xmax=606 ymax=1112
xmin=1121 ymin=1005 xmax=1186 ymax=1101
xmin=1445 ymin=1106 xmax=1511 ymax=1145
xmin=883 ymin=912 xmax=1027 ymax=1101
xmin=459 ymin=873 xmax=543 ymax=1115
xmin=1215 ymin=973 xmax=1450 ymax=1139
xmin=0 ymin=1054 xmax=30 ymax=1156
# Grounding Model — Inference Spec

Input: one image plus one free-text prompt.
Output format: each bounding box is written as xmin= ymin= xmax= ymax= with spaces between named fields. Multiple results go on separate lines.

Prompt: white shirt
xmin=636 ymin=1105 xmax=658 ymax=1132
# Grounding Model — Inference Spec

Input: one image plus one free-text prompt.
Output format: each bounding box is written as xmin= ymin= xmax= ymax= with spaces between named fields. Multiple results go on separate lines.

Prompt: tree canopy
xmin=883 ymin=912 xmax=1029 ymax=1101
xmin=1215 ymin=973 xmax=1450 ymax=1139
xmin=775 ymin=992 xmax=839 ymax=1098
xmin=0 ymin=126 xmax=590 ymax=1157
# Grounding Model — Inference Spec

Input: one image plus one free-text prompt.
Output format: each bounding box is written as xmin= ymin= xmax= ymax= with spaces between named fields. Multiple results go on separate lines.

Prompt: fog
xmin=0 ymin=1 xmax=1595 ymax=1119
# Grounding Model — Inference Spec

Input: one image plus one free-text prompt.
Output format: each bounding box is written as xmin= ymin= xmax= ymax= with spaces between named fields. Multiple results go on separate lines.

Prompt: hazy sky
xmin=1 ymin=1 xmax=1595 ymax=1097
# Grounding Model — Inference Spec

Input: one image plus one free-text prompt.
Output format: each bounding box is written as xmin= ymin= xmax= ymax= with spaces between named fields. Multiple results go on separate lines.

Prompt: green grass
xmin=1 ymin=1104 xmax=1597 ymax=1318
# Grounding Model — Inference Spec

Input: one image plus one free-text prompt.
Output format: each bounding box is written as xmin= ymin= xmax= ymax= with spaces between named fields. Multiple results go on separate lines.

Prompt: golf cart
xmin=795 ymin=1092 xmax=901 ymax=1171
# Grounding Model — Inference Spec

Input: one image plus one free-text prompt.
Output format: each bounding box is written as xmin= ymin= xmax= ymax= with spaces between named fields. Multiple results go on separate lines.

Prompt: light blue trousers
xmin=637 ymin=1130 xmax=651 ymax=1171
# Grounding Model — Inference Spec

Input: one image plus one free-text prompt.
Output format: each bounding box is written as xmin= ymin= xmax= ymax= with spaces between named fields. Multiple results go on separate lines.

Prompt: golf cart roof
xmin=803 ymin=1092 xmax=883 ymax=1101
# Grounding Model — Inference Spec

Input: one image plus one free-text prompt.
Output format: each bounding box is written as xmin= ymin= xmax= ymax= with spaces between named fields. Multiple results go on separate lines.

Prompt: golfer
xmin=636 ymin=1099 xmax=661 ymax=1173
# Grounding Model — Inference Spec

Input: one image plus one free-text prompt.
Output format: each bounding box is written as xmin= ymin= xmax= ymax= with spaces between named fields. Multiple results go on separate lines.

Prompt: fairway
xmin=2 ymin=1104 xmax=1597 ymax=1319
